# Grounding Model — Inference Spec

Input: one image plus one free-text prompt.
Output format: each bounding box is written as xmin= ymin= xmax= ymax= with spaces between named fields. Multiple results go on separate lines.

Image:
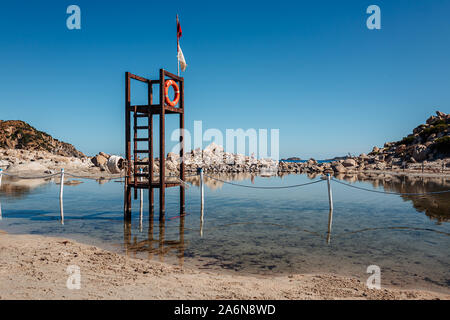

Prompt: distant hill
xmin=281 ymin=157 xmax=302 ymax=161
xmin=0 ymin=120 xmax=85 ymax=158
xmin=325 ymin=156 xmax=347 ymax=161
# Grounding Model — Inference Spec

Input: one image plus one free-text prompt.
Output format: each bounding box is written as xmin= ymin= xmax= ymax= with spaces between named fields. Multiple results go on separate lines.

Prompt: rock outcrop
xmin=0 ymin=148 xmax=93 ymax=175
xmin=2 ymin=112 xmax=449 ymax=177
xmin=277 ymin=111 xmax=449 ymax=175
xmin=368 ymin=111 xmax=450 ymax=163
xmin=0 ymin=120 xmax=85 ymax=158
xmin=130 ymin=142 xmax=279 ymax=175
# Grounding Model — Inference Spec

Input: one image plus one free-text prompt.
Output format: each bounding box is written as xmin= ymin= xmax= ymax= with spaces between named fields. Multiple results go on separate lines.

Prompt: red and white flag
xmin=177 ymin=15 xmax=187 ymax=72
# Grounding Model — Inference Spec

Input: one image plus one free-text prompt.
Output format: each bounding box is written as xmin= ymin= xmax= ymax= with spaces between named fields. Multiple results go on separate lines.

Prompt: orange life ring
xmin=164 ymin=80 xmax=180 ymax=107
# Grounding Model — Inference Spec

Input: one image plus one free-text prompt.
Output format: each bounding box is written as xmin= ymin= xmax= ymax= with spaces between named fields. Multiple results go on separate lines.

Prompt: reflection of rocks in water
xmin=335 ymin=174 xmax=450 ymax=222
xmin=277 ymin=172 xmax=291 ymax=179
xmin=307 ymin=172 xmax=320 ymax=180
xmin=0 ymin=176 xmax=87 ymax=199
xmin=192 ymin=171 xmax=450 ymax=222
xmin=0 ymin=176 xmax=52 ymax=199
xmin=187 ymin=171 xmax=449 ymax=222
xmin=186 ymin=172 xmax=322 ymax=190
xmin=96 ymin=178 xmax=111 ymax=185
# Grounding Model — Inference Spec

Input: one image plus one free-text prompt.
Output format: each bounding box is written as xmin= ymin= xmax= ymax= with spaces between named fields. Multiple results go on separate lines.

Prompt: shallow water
xmin=0 ymin=173 xmax=449 ymax=293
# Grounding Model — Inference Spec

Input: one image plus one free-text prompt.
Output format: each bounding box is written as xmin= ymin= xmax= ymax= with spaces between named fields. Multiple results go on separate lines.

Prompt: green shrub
xmin=399 ymin=136 xmax=415 ymax=145
xmin=420 ymin=123 xmax=448 ymax=139
xmin=434 ymin=123 xmax=448 ymax=132
xmin=10 ymin=129 xmax=21 ymax=140
xmin=434 ymin=119 xmax=447 ymax=126
xmin=432 ymin=136 xmax=450 ymax=155
xmin=20 ymin=133 xmax=33 ymax=145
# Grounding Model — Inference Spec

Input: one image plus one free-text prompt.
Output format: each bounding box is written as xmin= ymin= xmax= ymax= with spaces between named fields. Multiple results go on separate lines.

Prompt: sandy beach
xmin=0 ymin=231 xmax=448 ymax=300
xmin=1 ymin=0 xmax=449 ymax=307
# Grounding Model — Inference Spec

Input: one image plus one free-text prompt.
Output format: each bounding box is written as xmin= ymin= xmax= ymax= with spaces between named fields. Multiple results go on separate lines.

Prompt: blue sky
xmin=0 ymin=0 xmax=449 ymax=158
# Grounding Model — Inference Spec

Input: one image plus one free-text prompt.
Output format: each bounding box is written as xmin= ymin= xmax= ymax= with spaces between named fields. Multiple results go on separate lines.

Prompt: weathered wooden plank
xmin=129 ymin=73 xmax=149 ymax=83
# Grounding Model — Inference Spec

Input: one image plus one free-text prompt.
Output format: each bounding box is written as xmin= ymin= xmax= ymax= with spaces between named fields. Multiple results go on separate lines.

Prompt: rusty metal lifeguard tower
xmin=124 ymin=69 xmax=185 ymax=221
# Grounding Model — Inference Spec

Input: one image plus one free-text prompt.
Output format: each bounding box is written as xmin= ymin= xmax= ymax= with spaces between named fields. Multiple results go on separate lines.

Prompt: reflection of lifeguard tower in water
xmin=123 ymin=214 xmax=186 ymax=266
xmin=124 ymin=69 xmax=185 ymax=221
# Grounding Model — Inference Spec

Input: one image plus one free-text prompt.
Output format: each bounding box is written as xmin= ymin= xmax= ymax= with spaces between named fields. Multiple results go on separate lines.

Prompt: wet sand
xmin=0 ymin=232 xmax=448 ymax=300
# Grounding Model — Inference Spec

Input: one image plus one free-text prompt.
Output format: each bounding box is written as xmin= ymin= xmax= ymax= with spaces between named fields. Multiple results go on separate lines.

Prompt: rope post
xmin=59 ymin=168 xmax=64 ymax=225
xmin=0 ymin=169 xmax=3 ymax=220
xmin=139 ymin=168 xmax=143 ymax=232
xmin=59 ymin=168 xmax=65 ymax=199
xmin=200 ymin=168 xmax=204 ymax=211
xmin=326 ymin=174 xmax=333 ymax=212
xmin=326 ymin=208 xmax=333 ymax=245
xmin=198 ymin=167 xmax=204 ymax=237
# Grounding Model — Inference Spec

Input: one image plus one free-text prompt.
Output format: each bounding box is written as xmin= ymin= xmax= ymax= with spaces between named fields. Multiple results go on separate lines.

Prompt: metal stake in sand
xmin=59 ymin=168 xmax=64 ymax=225
xmin=0 ymin=169 xmax=3 ymax=220
xmin=199 ymin=168 xmax=204 ymax=237
xmin=326 ymin=174 xmax=334 ymax=212
xmin=139 ymin=168 xmax=143 ymax=232
xmin=326 ymin=208 xmax=333 ymax=244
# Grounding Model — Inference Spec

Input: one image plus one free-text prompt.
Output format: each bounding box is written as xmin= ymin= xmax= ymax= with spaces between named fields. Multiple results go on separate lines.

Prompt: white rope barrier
xmin=331 ymin=178 xmax=450 ymax=196
xmin=203 ymin=174 xmax=325 ymax=189
xmin=1 ymin=167 xmax=450 ymax=227
xmin=2 ymin=169 xmax=449 ymax=195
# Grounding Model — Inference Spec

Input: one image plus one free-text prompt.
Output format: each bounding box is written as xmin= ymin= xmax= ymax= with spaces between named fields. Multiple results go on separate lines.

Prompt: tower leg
xmin=124 ymin=183 xmax=132 ymax=220
xmin=179 ymin=213 xmax=185 ymax=266
xmin=159 ymin=215 xmax=165 ymax=261
xmin=159 ymin=69 xmax=166 ymax=220
xmin=159 ymin=186 xmax=165 ymax=220
xmin=149 ymin=187 xmax=154 ymax=214
xmin=180 ymin=186 xmax=185 ymax=215
xmin=179 ymin=100 xmax=185 ymax=215
xmin=123 ymin=218 xmax=131 ymax=255
xmin=148 ymin=198 xmax=154 ymax=259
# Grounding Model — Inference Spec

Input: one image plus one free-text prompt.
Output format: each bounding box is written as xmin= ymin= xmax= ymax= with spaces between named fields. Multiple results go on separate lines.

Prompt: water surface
xmin=0 ymin=173 xmax=449 ymax=293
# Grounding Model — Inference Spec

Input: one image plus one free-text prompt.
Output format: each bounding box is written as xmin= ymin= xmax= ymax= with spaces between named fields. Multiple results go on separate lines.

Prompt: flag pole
xmin=177 ymin=15 xmax=180 ymax=76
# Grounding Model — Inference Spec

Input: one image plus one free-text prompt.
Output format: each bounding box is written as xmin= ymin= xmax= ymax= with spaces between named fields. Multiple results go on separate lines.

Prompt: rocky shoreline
xmin=279 ymin=111 xmax=450 ymax=176
xmin=59 ymin=111 xmax=450 ymax=177
xmin=1 ymin=111 xmax=448 ymax=178
xmin=0 ymin=120 xmax=84 ymax=158
xmin=1 ymin=145 xmax=448 ymax=180
xmin=0 ymin=148 xmax=108 ymax=177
